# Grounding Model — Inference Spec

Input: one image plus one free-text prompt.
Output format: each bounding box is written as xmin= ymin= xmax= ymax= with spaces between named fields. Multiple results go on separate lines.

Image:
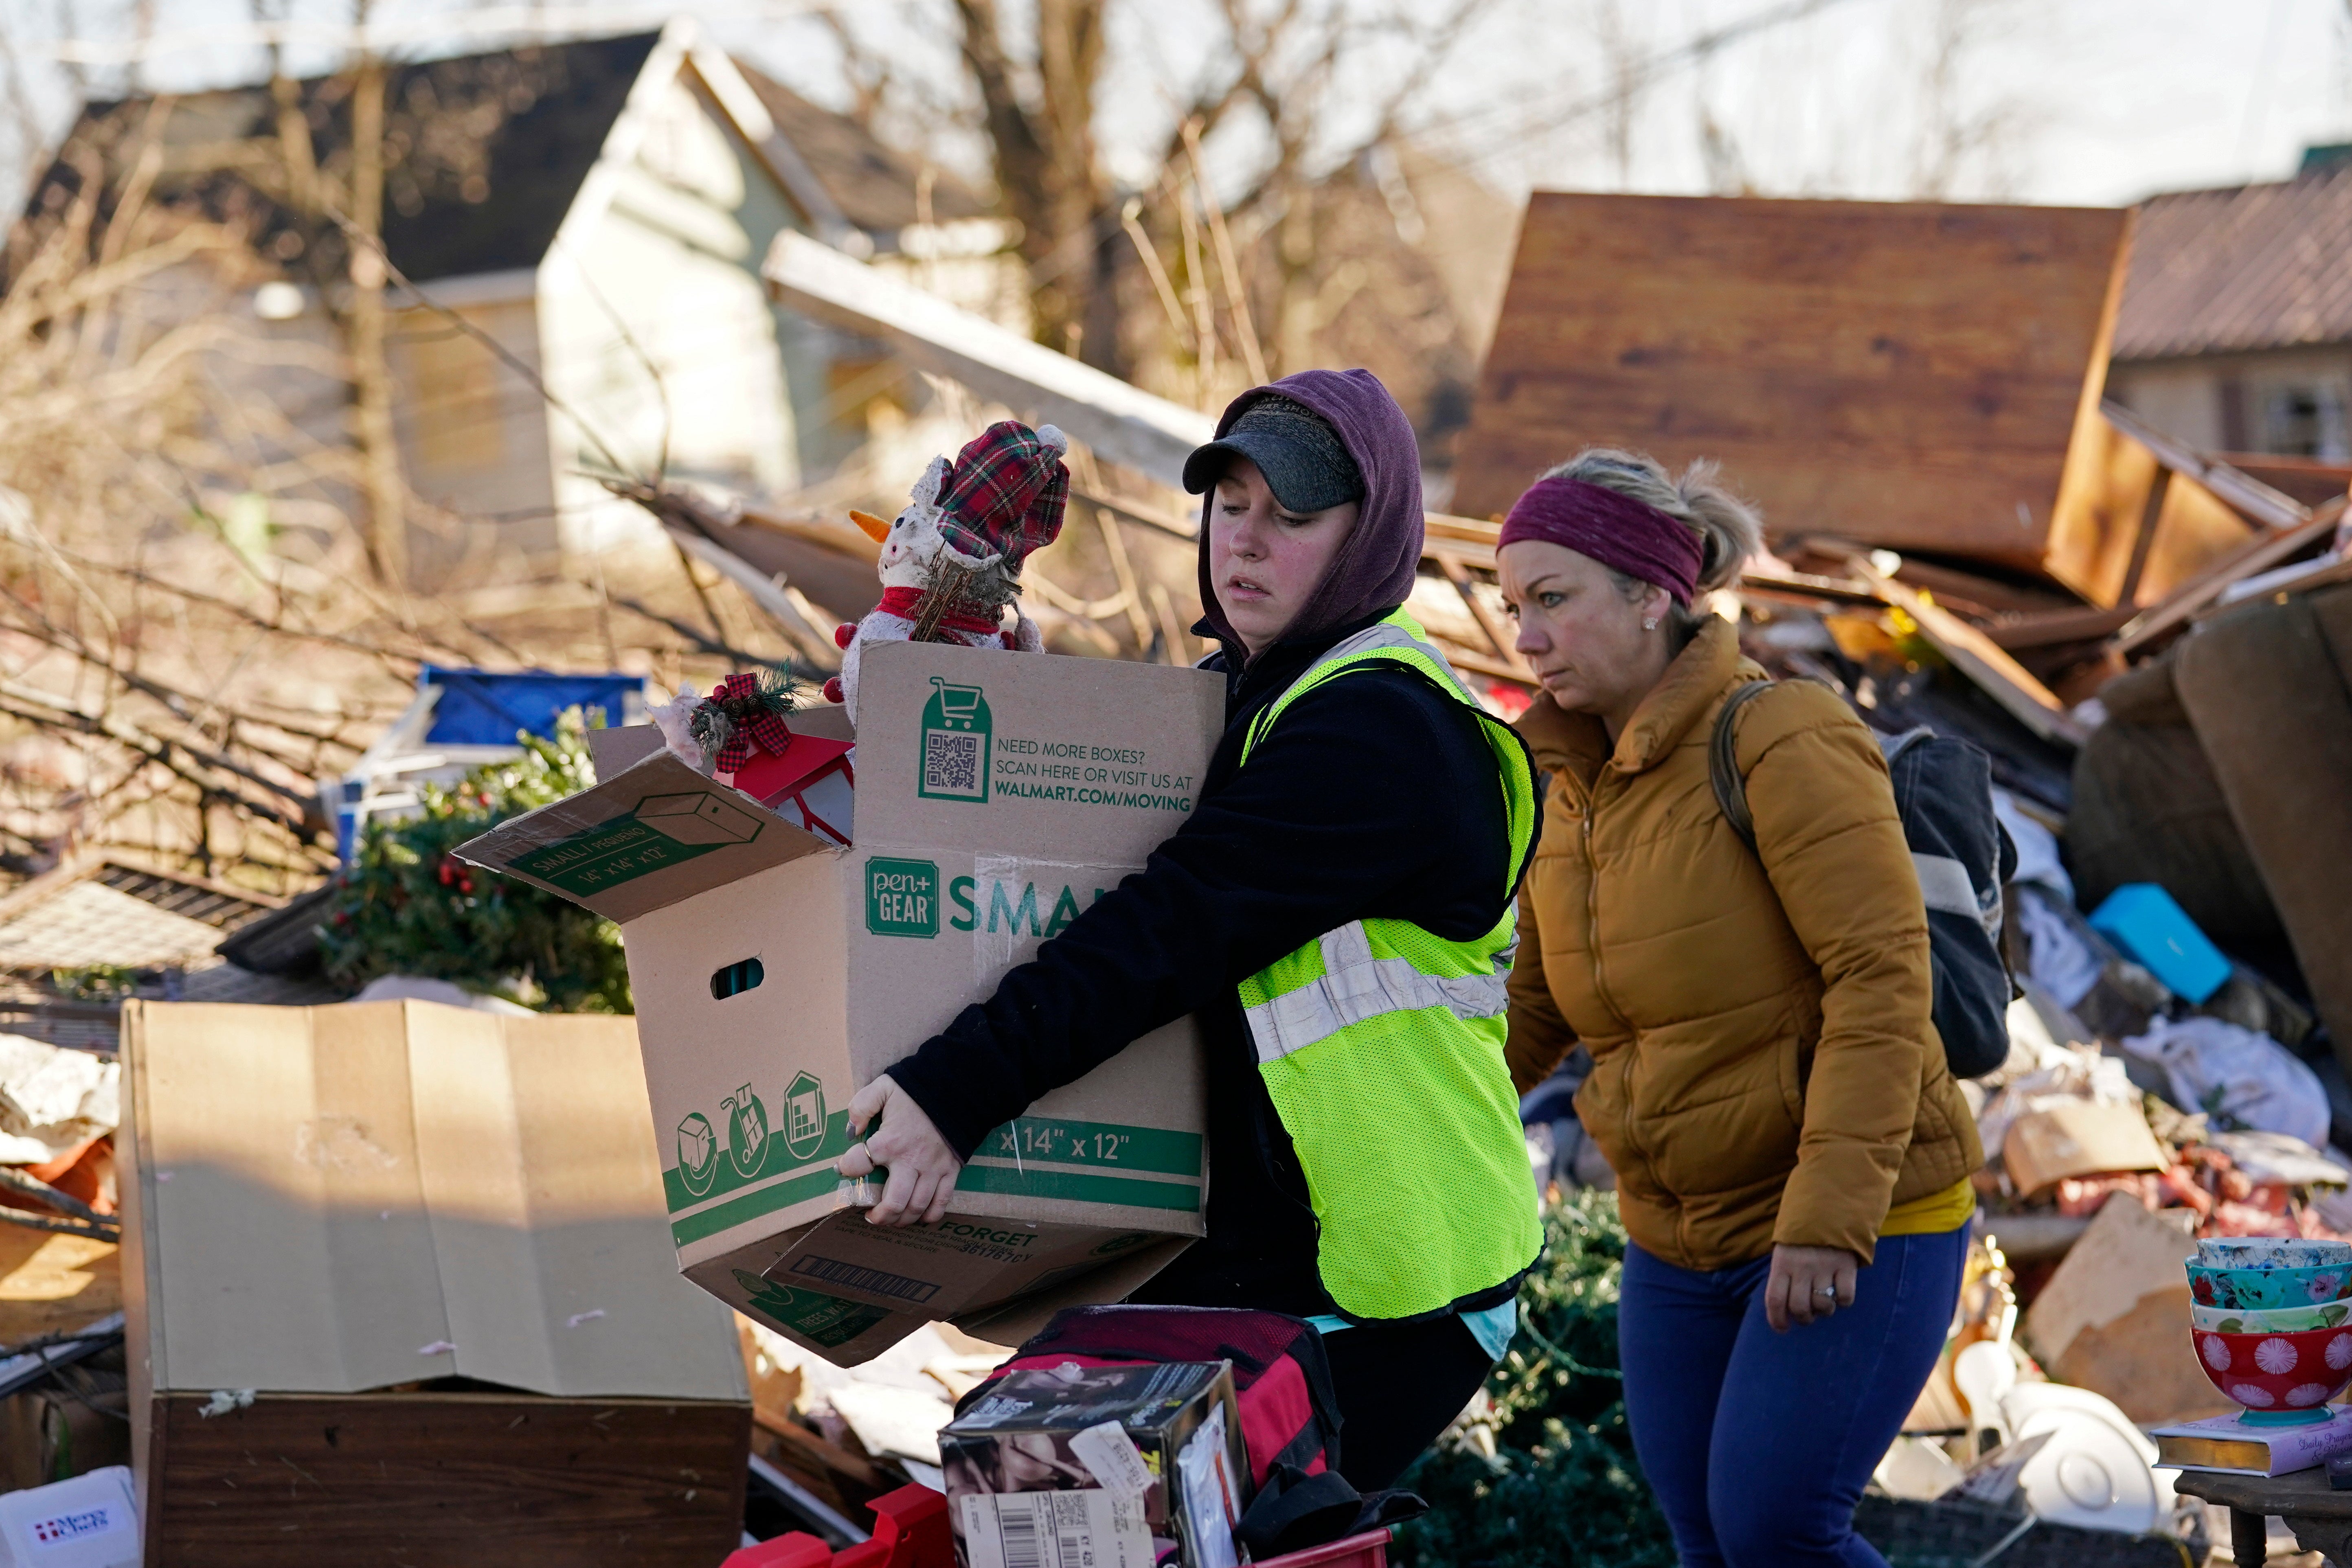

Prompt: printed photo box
xmin=943 ymin=1361 xmax=1247 ymax=1568
xmin=459 ymin=643 xmax=1225 ymax=1365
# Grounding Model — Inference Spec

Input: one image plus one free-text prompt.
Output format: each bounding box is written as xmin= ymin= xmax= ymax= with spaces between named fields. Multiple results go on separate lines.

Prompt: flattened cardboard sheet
xmin=119 ymin=1000 xmax=746 ymax=1402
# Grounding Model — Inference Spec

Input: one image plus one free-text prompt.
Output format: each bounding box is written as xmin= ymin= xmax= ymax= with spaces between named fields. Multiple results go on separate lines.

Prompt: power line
xmin=1415 ymin=0 xmax=1887 ymax=153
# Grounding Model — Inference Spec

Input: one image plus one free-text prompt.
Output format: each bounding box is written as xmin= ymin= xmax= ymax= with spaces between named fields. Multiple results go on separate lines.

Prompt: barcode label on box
xmin=1068 ymin=1421 xmax=1153 ymax=1498
xmin=959 ymin=1490 xmax=1152 ymax=1568
xmin=786 ymin=1254 xmax=941 ymax=1304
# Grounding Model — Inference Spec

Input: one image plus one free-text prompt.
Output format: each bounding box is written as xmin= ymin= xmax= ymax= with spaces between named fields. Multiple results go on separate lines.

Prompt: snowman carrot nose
xmin=849 ymin=509 xmax=891 ymax=542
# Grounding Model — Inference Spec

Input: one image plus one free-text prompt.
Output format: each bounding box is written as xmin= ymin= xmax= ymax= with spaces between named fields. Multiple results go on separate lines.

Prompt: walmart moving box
xmin=459 ymin=643 xmax=1224 ymax=1365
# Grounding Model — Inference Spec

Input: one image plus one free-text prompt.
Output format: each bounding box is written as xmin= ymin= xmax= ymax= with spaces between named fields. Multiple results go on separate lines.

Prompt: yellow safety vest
xmin=1235 ymin=611 xmax=1542 ymax=1321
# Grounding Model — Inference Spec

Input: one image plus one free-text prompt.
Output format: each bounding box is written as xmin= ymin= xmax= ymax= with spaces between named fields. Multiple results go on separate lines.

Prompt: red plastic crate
xmin=1253 ymin=1527 xmax=1395 ymax=1568
xmin=726 ymin=1484 xmax=951 ymax=1568
xmin=728 ymin=1489 xmax=1392 ymax=1568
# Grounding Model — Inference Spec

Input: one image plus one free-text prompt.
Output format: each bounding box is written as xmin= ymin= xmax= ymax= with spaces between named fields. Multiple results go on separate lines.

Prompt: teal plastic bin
xmin=2087 ymin=882 xmax=2232 ymax=1004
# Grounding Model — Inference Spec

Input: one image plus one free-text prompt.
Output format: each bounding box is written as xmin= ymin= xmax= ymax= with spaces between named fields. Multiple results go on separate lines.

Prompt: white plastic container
xmin=0 ymin=1466 xmax=139 ymax=1568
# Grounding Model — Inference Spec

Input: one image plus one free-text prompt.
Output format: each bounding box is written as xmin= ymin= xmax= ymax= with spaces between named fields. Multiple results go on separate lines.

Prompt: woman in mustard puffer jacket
xmin=1500 ymin=448 xmax=1981 ymax=1568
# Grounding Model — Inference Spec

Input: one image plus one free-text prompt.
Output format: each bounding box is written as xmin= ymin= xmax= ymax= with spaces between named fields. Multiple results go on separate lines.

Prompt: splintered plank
xmin=1845 ymin=556 xmax=2088 ymax=747
xmin=144 ymin=1392 xmax=750 ymax=1567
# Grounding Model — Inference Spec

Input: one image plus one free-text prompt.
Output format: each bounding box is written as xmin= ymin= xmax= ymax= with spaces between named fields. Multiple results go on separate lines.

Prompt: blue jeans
xmin=1618 ymin=1228 xmax=1967 ymax=1567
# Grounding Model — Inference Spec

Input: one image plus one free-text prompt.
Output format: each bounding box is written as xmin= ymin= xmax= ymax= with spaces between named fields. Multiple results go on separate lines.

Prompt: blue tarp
xmin=419 ymin=667 xmax=643 ymax=746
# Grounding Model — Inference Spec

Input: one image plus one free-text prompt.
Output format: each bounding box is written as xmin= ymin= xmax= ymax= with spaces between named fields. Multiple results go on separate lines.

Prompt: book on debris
xmin=2151 ymin=1407 xmax=2352 ymax=1476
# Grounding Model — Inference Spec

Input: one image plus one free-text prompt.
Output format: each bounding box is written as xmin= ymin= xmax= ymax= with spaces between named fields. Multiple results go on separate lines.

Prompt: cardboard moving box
xmin=117 ymin=999 xmax=752 ymax=1567
xmin=460 ymin=643 xmax=1224 ymax=1366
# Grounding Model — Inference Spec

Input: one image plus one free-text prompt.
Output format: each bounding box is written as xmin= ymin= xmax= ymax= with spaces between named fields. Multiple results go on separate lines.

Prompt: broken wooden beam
xmin=2102 ymin=400 xmax=2309 ymax=533
xmin=1738 ymin=567 xmax=1882 ymax=607
xmin=1071 ymin=487 xmax=1199 ymax=544
xmin=2111 ymin=496 xmax=2348 ymax=657
xmin=1846 ymin=555 xmax=2089 ymax=746
xmin=1983 ymin=605 xmax=2141 ymax=651
xmin=764 ymin=232 xmax=1215 ymax=487
xmin=1436 ymin=557 xmax=1536 ymax=681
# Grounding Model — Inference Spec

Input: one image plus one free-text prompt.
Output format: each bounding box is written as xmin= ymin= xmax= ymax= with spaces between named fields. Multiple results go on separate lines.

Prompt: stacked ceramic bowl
xmin=2190 ymin=1238 xmax=2352 ymax=1425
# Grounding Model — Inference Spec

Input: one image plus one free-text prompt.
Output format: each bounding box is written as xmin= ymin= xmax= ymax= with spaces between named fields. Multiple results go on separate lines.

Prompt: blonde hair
xmin=1540 ymin=447 xmax=1763 ymax=644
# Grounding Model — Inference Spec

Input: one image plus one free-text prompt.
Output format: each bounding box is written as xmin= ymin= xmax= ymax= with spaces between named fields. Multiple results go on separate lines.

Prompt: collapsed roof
xmin=20 ymin=31 xmax=987 ymax=285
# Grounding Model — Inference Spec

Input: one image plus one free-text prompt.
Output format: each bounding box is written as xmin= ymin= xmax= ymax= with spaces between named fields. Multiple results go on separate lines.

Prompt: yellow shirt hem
xmin=1879 ymin=1177 xmax=1978 ymax=1238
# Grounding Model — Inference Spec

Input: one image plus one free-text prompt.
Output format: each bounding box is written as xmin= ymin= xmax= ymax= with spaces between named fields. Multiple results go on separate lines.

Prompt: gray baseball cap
xmin=1182 ymin=395 xmax=1365 ymax=513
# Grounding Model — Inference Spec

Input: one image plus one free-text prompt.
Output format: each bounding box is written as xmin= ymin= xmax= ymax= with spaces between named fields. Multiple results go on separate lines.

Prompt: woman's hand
xmin=835 ymin=1077 xmax=963 ymax=1227
xmin=1764 ymin=1243 xmax=1859 ymax=1332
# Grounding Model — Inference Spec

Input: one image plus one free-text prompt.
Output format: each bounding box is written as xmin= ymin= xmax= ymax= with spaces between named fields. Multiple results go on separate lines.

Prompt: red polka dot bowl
xmin=2193 ymin=1324 xmax=2352 ymax=1425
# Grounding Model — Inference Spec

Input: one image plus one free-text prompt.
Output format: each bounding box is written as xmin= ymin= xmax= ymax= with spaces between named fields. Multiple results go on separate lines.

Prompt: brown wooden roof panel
xmin=1457 ymin=193 xmax=2131 ymax=568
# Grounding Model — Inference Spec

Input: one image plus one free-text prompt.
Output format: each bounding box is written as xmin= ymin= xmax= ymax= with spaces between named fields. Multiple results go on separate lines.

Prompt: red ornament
xmin=726 ymin=733 xmax=856 ymax=847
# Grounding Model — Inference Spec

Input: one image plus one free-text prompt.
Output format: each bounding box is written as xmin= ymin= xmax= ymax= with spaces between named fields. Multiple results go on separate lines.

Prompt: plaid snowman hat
xmin=934 ymin=421 xmax=1069 ymax=570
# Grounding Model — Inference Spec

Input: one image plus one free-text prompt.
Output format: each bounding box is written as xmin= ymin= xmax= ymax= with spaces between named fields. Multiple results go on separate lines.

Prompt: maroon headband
xmin=1498 ymin=476 xmax=1704 ymax=605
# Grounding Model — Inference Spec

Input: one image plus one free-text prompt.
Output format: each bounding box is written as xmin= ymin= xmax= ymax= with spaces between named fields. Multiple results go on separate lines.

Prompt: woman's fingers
xmin=871 ymin=1146 xmax=922 ymax=1224
xmin=845 ymin=1077 xmax=892 ymax=1136
xmin=919 ymin=1169 xmax=956 ymax=1226
xmin=836 ymin=1080 xmax=893 ymax=1179
xmin=1766 ymin=1244 xmax=1863 ymax=1331
xmin=834 ymin=1075 xmax=963 ymax=1227
xmin=1771 ymin=1261 xmax=1826 ymax=1329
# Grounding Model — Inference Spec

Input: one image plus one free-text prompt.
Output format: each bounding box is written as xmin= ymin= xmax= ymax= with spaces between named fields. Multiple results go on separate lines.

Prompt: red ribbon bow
xmin=707 ymin=671 xmax=793 ymax=773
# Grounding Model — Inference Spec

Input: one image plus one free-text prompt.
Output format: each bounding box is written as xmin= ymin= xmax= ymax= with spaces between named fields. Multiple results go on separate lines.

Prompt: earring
xmin=1643 ymin=617 xmax=1658 ymax=631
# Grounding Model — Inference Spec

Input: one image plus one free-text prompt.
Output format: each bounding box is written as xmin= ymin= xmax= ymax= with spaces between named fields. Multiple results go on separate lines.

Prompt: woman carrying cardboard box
xmin=839 ymin=368 xmax=1542 ymax=1489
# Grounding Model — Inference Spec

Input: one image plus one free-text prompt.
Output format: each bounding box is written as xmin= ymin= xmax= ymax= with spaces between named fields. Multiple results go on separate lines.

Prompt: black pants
xmin=1320 ymin=1314 xmax=1497 ymax=1491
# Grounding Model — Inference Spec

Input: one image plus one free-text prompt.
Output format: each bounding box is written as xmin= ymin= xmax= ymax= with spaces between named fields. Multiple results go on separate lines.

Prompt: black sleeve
xmin=885 ymin=668 xmax=1515 ymax=1158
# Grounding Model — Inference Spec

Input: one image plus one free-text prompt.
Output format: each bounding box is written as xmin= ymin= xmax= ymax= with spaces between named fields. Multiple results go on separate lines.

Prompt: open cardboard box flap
xmin=119 ymin=999 xmax=747 ymax=1402
xmin=456 ymin=748 xmax=835 ymax=924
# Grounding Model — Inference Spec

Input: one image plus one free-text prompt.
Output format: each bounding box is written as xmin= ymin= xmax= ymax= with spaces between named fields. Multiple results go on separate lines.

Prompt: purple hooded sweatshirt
xmin=1196 ymin=368 xmax=1426 ymax=658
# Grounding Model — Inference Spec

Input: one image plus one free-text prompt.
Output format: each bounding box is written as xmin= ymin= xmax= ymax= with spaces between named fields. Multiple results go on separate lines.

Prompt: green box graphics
xmin=917 ymin=675 xmax=991 ymax=803
xmin=956 ymin=1115 xmax=1207 ymax=1213
xmin=511 ymin=792 xmax=762 ymax=895
xmin=733 ymin=1270 xmax=890 ymax=1349
xmin=663 ymin=1088 xmax=856 ymax=1246
xmin=865 ymin=857 xmax=941 ymax=938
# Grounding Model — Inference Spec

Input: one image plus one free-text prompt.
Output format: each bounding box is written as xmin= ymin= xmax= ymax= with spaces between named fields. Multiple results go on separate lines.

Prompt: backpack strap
xmin=1707 ymin=678 xmax=1777 ymax=855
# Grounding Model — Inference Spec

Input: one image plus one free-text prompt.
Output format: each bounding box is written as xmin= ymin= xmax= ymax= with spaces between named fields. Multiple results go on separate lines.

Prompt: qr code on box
xmin=924 ymin=730 xmax=983 ymax=796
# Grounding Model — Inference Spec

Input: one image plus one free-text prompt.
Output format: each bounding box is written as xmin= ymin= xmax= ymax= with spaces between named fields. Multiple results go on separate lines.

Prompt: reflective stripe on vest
xmin=1235 ymin=610 xmax=1542 ymax=1322
xmin=1245 ymin=919 xmax=1512 ymax=1064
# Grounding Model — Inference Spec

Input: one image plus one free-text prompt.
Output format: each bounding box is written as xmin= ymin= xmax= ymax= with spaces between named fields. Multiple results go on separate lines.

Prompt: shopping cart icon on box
xmin=918 ymin=677 xmax=992 ymax=803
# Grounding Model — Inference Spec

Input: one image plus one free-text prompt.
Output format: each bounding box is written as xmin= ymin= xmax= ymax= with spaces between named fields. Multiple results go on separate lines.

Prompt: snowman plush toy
xmin=825 ymin=419 xmax=1069 ymax=723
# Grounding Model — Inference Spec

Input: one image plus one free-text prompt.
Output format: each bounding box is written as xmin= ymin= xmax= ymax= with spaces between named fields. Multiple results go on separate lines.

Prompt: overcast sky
xmin=4 ymin=0 xmax=2348 ymax=210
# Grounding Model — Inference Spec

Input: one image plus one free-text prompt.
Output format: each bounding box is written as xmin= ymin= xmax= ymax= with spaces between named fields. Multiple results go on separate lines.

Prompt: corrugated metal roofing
xmin=2114 ymin=164 xmax=2352 ymax=360
xmin=0 ymin=882 xmax=230 ymax=972
xmin=0 ymin=857 xmax=281 ymax=973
